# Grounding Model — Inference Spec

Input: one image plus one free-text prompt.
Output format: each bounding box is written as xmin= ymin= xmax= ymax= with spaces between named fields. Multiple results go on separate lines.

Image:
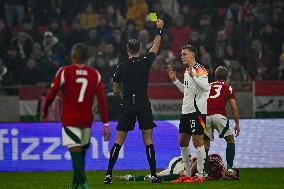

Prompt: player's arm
xmin=166 ymin=65 xmax=184 ymax=93
xmin=149 ymin=19 xmax=164 ymax=55
xmin=42 ymin=68 xmax=63 ymax=120
xmin=190 ymin=68 xmax=209 ymax=91
xmin=96 ymin=80 xmax=110 ymax=141
xmin=229 ymin=98 xmax=240 ymax=137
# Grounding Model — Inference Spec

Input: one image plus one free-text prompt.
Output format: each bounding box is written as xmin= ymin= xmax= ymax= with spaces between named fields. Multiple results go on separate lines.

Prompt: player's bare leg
xmin=70 ymin=146 xmax=89 ymax=189
xmin=179 ymin=133 xmax=192 ymax=176
xmin=142 ymin=129 xmax=161 ymax=183
xmin=225 ymin=135 xmax=235 ymax=170
xmin=104 ymin=131 xmax=128 ymax=184
xmin=192 ymin=134 xmax=207 ymax=178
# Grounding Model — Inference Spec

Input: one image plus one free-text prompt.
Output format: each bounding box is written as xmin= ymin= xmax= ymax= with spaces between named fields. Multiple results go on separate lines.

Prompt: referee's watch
xmin=157 ymin=28 xmax=163 ymax=36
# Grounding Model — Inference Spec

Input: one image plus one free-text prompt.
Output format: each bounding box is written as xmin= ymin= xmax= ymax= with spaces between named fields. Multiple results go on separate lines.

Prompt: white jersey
xmin=173 ymin=63 xmax=209 ymax=114
xmin=158 ymin=156 xmax=184 ymax=176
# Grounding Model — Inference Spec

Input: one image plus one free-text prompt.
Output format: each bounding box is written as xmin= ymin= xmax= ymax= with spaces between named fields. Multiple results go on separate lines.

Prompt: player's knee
xmin=225 ymin=135 xmax=235 ymax=143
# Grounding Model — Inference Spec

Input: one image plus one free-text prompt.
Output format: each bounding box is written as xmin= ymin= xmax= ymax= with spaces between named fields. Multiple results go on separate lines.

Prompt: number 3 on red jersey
xmin=209 ymin=84 xmax=222 ymax=99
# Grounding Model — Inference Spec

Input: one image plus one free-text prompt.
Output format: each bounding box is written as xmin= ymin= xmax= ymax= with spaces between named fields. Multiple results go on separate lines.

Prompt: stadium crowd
xmin=0 ymin=0 xmax=283 ymax=92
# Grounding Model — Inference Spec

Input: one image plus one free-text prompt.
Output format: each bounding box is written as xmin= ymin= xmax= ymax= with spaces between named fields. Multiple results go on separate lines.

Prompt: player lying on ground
xmin=116 ymin=154 xmax=239 ymax=182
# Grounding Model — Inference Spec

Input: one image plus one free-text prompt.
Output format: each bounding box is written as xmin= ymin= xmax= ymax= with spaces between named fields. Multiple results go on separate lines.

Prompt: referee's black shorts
xmin=179 ymin=112 xmax=206 ymax=135
xmin=116 ymin=98 xmax=157 ymax=131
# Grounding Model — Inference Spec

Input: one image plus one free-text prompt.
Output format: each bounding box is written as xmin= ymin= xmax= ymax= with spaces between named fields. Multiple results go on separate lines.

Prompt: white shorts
xmin=205 ymin=114 xmax=234 ymax=140
xmin=158 ymin=156 xmax=184 ymax=176
xmin=62 ymin=126 xmax=91 ymax=149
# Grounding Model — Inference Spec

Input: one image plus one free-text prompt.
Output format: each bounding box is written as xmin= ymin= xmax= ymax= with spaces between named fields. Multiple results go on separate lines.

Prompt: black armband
xmin=156 ymin=28 xmax=163 ymax=36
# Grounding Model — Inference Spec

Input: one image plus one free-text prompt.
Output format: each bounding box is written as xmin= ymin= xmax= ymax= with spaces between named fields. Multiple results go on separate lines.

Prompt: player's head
xmin=181 ymin=44 xmax=197 ymax=66
xmin=215 ymin=66 xmax=228 ymax=81
xmin=221 ymin=168 xmax=240 ymax=180
xmin=71 ymin=43 xmax=88 ymax=64
xmin=127 ymin=39 xmax=141 ymax=56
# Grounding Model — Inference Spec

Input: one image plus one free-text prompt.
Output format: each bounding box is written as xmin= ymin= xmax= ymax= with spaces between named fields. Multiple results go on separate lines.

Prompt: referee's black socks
xmin=106 ymin=143 xmax=121 ymax=176
xmin=146 ymin=144 xmax=157 ymax=177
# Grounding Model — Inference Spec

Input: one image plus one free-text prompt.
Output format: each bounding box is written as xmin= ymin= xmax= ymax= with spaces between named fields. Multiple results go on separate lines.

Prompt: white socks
xmin=196 ymin=145 xmax=207 ymax=178
xmin=180 ymin=146 xmax=192 ymax=176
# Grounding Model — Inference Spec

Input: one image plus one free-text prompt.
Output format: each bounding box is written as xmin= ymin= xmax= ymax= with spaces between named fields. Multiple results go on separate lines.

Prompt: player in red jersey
xmin=205 ymin=66 xmax=240 ymax=172
xmin=42 ymin=43 xmax=110 ymax=189
xmin=116 ymin=154 xmax=239 ymax=182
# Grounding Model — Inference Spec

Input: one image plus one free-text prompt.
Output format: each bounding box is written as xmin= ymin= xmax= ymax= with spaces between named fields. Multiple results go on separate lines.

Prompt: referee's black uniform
xmin=113 ymin=52 xmax=157 ymax=131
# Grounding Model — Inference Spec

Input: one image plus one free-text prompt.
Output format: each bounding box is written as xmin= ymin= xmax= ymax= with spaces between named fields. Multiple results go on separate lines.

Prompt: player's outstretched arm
xmin=166 ymin=65 xmax=184 ymax=93
xmin=149 ymin=19 xmax=164 ymax=55
xmin=229 ymin=98 xmax=240 ymax=137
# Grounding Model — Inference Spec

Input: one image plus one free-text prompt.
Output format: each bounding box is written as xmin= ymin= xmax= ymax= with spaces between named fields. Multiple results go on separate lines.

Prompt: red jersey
xmin=207 ymin=80 xmax=236 ymax=116
xmin=43 ymin=64 xmax=108 ymax=128
xmin=192 ymin=154 xmax=225 ymax=180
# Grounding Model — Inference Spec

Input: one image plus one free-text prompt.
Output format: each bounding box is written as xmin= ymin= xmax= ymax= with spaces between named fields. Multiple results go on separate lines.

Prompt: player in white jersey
xmin=167 ymin=44 xmax=209 ymax=179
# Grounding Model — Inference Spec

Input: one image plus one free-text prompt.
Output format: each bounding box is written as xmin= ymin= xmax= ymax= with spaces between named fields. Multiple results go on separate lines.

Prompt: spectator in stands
xmin=2 ymin=45 xmax=24 ymax=85
xmin=138 ymin=29 xmax=152 ymax=53
xmin=78 ymin=3 xmax=100 ymax=29
xmin=200 ymin=52 xmax=214 ymax=82
xmin=48 ymin=53 xmax=63 ymax=81
xmin=93 ymin=53 xmax=113 ymax=93
xmin=169 ymin=15 xmax=191 ymax=56
xmin=42 ymin=31 xmax=66 ymax=59
xmin=96 ymin=14 xmax=113 ymax=41
xmin=227 ymin=56 xmax=249 ymax=91
xmin=47 ymin=18 xmax=65 ymax=42
xmin=85 ymin=27 xmax=102 ymax=56
xmin=189 ymin=29 xmax=203 ymax=54
xmin=11 ymin=31 xmax=33 ymax=59
xmin=31 ymin=43 xmax=50 ymax=83
xmin=122 ymin=19 xmax=137 ymax=45
xmin=159 ymin=0 xmax=180 ymax=19
xmin=198 ymin=14 xmax=215 ymax=54
xmin=148 ymin=61 xmax=169 ymax=83
xmin=106 ymin=4 xmax=125 ymax=29
xmin=4 ymin=0 xmax=25 ymax=28
xmin=214 ymin=30 xmax=228 ymax=60
xmin=0 ymin=18 xmax=12 ymax=57
xmin=222 ymin=43 xmax=237 ymax=67
xmin=234 ymin=11 xmax=261 ymax=52
xmin=156 ymin=45 xmax=175 ymax=68
xmin=111 ymin=27 xmax=124 ymax=56
xmin=252 ymin=0 xmax=271 ymax=24
xmin=127 ymin=0 xmax=148 ymax=30
xmin=65 ymin=19 xmax=87 ymax=52
xmin=243 ymin=38 xmax=275 ymax=80
xmin=260 ymin=23 xmax=281 ymax=54
xmin=21 ymin=18 xmax=40 ymax=42
xmin=102 ymin=41 xmax=119 ymax=68
xmin=151 ymin=2 xmax=172 ymax=28
xmin=19 ymin=58 xmax=40 ymax=85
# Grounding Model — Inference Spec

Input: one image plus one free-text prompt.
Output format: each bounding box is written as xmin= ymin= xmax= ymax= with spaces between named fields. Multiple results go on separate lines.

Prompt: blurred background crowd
xmin=0 ymin=0 xmax=283 ymax=93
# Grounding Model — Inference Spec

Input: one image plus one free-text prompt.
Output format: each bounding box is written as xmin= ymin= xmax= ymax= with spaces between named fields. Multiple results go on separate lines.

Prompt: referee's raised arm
xmin=149 ymin=19 xmax=164 ymax=54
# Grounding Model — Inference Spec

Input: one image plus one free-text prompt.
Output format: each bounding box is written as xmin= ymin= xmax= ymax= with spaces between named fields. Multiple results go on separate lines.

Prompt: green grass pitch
xmin=1 ymin=168 xmax=284 ymax=189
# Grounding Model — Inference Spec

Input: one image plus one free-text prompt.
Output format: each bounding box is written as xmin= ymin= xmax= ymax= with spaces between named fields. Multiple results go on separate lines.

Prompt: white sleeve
xmin=192 ymin=76 xmax=209 ymax=92
xmin=172 ymin=79 xmax=184 ymax=93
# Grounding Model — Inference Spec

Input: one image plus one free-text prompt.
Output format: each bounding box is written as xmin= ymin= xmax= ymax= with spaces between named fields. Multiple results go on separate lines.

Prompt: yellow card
xmin=149 ymin=13 xmax=157 ymax=22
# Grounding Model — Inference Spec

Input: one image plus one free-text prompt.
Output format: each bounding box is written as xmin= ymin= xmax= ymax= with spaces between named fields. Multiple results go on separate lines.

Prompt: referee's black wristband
xmin=156 ymin=28 xmax=163 ymax=36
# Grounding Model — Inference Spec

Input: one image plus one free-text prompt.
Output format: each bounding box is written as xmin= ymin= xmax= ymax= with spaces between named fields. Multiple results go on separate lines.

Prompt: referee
xmin=104 ymin=19 xmax=164 ymax=184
